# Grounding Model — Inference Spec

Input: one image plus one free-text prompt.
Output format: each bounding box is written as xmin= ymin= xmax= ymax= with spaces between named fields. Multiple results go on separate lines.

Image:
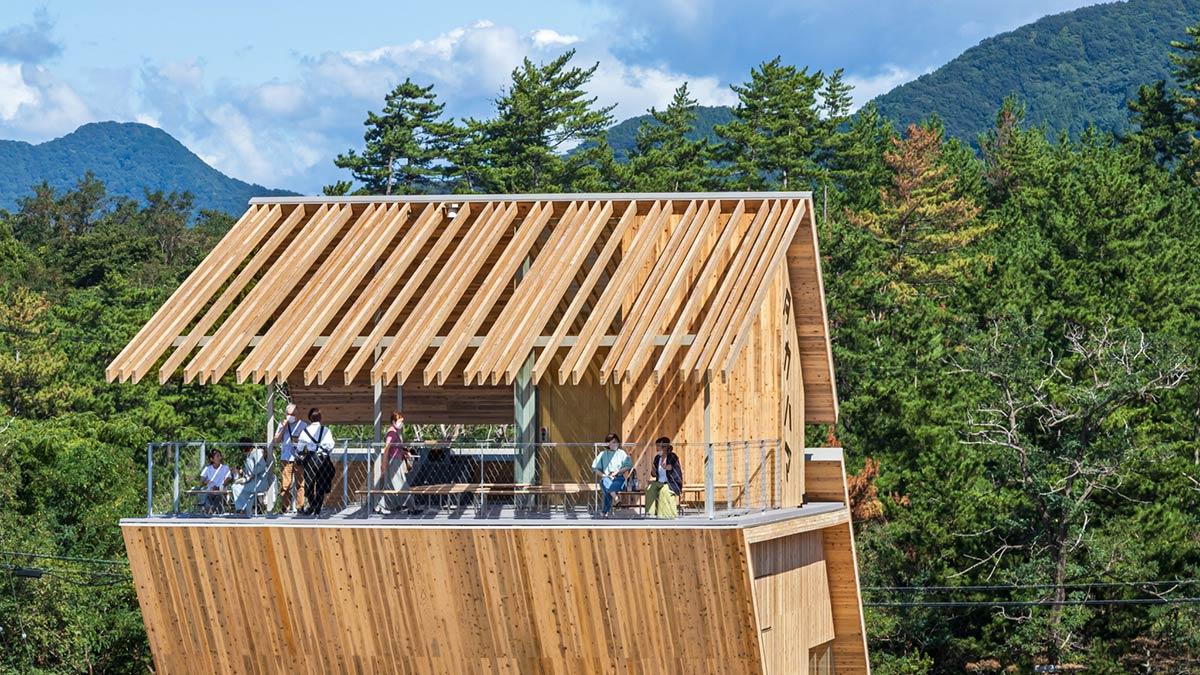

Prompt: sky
xmin=0 ymin=1 xmax=1103 ymax=193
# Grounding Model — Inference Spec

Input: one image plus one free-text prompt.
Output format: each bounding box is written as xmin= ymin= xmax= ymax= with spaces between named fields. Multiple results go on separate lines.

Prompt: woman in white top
xmin=232 ymin=437 xmax=278 ymax=514
xmin=298 ymin=408 xmax=336 ymax=515
xmin=198 ymin=449 xmax=232 ymax=514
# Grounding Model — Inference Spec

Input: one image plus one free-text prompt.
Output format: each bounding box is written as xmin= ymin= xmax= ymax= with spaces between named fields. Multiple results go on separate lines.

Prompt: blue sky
xmin=0 ymin=1 xmax=1101 ymax=193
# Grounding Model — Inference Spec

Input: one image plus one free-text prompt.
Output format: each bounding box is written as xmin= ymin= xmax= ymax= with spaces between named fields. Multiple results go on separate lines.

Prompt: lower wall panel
xmin=123 ymin=525 xmax=765 ymax=674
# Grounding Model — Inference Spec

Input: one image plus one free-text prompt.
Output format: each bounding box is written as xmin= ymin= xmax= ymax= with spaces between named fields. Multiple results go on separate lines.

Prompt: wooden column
xmin=514 ymin=354 xmax=537 ymax=485
xmin=265 ymin=385 xmax=276 ymax=445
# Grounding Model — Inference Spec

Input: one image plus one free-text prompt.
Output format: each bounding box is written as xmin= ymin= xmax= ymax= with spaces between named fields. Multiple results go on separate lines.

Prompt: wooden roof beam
xmin=680 ymin=200 xmax=780 ymax=377
xmin=373 ymin=201 xmax=517 ymax=385
xmin=558 ymin=200 xmax=672 ymax=385
xmin=609 ymin=199 xmax=723 ymax=384
xmin=424 ymin=201 xmax=554 ymax=385
xmin=304 ymin=202 xmax=441 ymax=385
xmin=157 ymin=203 xmax=307 ymax=384
xmin=461 ymin=201 xmax=588 ymax=385
xmin=184 ymin=204 xmax=347 ymax=384
xmin=247 ymin=202 xmax=412 ymax=384
xmin=652 ymin=200 xmax=746 ymax=380
xmin=531 ymin=201 xmax=638 ymax=384
xmin=109 ymin=204 xmax=280 ymax=383
xmin=235 ymin=203 xmax=385 ymax=383
xmin=342 ymin=203 xmax=476 ymax=384
xmin=716 ymin=200 xmax=809 ymax=378
xmin=686 ymin=200 xmax=791 ymax=380
xmin=492 ymin=200 xmax=613 ymax=385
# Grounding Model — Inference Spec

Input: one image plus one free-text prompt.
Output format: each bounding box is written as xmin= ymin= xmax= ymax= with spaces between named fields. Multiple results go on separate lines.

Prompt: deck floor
xmin=122 ymin=501 xmax=847 ymax=529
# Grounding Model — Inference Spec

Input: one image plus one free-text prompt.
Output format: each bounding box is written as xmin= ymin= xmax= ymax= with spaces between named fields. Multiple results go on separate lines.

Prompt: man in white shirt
xmin=273 ymin=404 xmax=307 ymax=513
xmin=232 ymin=437 xmax=278 ymax=514
xmin=298 ymin=407 xmax=336 ymax=516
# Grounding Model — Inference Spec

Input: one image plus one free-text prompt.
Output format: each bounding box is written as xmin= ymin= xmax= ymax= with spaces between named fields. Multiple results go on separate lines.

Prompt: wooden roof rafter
xmin=107 ymin=192 xmax=836 ymax=420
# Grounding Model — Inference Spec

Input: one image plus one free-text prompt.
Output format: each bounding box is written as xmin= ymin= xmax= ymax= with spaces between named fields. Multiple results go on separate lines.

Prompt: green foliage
xmin=449 ymin=50 xmax=616 ymax=193
xmin=332 ymin=79 xmax=456 ymax=195
xmin=872 ymin=0 xmax=1200 ymax=142
xmin=619 ymin=83 xmax=720 ymax=191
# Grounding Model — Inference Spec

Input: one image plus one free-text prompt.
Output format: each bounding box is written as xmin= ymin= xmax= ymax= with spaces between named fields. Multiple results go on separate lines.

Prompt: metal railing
xmin=142 ymin=438 xmax=784 ymax=520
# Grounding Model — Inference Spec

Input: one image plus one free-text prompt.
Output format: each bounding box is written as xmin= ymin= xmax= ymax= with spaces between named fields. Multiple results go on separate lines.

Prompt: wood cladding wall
xmin=123 ymin=524 xmax=767 ymax=674
xmin=750 ymin=531 xmax=835 ymax=675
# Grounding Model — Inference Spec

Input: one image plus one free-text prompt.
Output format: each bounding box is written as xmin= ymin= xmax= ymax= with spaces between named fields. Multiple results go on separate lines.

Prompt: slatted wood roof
xmin=106 ymin=192 xmax=838 ymax=422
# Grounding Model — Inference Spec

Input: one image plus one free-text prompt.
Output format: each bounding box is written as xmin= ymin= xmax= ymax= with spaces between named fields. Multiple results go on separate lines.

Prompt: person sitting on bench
xmin=197 ymin=448 xmax=232 ymax=514
xmin=297 ymin=408 xmax=335 ymax=516
xmin=231 ymin=436 xmax=276 ymax=514
xmin=592 ymin=433 xmax=632 ymax=517
xmin=645 ymin=436 xmax=683 ymax=519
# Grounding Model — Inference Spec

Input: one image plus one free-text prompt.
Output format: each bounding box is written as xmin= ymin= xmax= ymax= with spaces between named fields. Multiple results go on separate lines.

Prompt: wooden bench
xmin=357 ymin=482 xmax=601 ymax=513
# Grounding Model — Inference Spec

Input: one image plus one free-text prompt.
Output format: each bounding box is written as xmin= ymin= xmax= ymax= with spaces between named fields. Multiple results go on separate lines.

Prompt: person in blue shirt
xmin=591 ymin=433 xmax=633 ymax=517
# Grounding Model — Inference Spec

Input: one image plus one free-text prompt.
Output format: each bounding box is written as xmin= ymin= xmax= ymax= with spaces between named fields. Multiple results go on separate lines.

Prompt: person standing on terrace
xmin=376 ymin=411 xmax=410 ymax=514
xmin=298 ymin=407 xmax=336 ymax=516
xmin=592 ymin=433 xmax=632 ymax=517
xmin=273 ymin=403 xmax=306 ymax=514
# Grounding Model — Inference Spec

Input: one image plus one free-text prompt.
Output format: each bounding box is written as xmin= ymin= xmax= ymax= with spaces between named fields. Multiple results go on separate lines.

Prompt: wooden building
xmin=110 ymin=193 xmax=869 ymax=674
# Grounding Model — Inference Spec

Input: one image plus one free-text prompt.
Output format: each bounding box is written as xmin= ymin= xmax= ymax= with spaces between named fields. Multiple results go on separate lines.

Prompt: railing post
xmin=703 ymin=374 xmax=714 ymax=520
xmin=365 ymin=442 xmax=373 ymax=519
xmin=726 ymin=441 xmax=733 ymax=512
xmin=342 ymin=439 xmax=350 ymax=513
xmin=743 ymin=440 xmax=751 ymax=511
xmin=172 ymin=442 xmax=181 ymax=515
xmin=146 ymin=442 xmax=154 ymax=517
xmin=760 ymin=439 xmax=767 ymax=511
xmin=775 ymin=439 xmax=782 ymax=509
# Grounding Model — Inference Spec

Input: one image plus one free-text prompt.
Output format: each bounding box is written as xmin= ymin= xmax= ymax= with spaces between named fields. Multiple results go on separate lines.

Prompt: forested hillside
xmin=9 ymin=20 xmax=1200 ymax=673
xmin=873 ymin=0 xmax=1200 ymax=140
xmin=597 ymin=105 xmax=734 ymax=161
xmin=0 ymin=122 xmax=294 ymax=215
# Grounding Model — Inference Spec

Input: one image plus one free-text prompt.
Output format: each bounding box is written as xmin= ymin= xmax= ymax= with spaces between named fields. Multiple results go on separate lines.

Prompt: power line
xmin=865 ymin=597 xmax=1200 ymax=608
xmin=0 ymin=550 xmax=127 ymax=567
xmin=865 ymin=580 xmax=1200 ymax=593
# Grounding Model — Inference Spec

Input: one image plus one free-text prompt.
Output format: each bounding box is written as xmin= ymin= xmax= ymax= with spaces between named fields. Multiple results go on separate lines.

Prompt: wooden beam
xmin=110 ymin=204 xmax=280 ymax=383
xmin=692 ymin=200 xmax=794 ymax=380
xmin=343 ymin=203 xmax=476 ymax=384
xmin=611 ymin=199 xmax=724 ymax=384
xmin=423 ymin=201 xmax=553 ymax=386
xmin=653 ymin=200 xmax=746 ymax=380
xmin=531 ymin=201 xmax=637 ymax=384
xmin=304 ymin=202 xmax=442 ymax=385
xmin=559 ymin=200 xmax=672 ymax=385
xmin=600 ymin=199 xmax=703 ymax=384
xmin=489 ymin=200 xmax=613 ymax=386
xmin=157 ymin=203 xmax=305 ymax=384
xmin=374 ymin=201 xmax=517 ymax=384
xmin=680 ymin=200 xmax=781 ymax=379
xmin=184 ymin=204 xmax=348 ymax=384
xmin=461 ymin=201 xmax=585 ymax=385
xmin=717 ymin=200 xmax=809 ymax=377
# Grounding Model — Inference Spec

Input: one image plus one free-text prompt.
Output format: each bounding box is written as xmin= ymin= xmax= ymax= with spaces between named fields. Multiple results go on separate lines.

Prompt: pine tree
xmin=621 ymin=83 xmax=717 ymax=191
xmin=1170 ymin=23 xmax=1200 ymax=183
xmin=1125 ymin=80 xmax=1191 ymax=167
xmin=449 ymin=50 xmax=615 ymax=193
xmin=333 ymin=78 xmax=454 ymax=195
xmin=715 ymin=57 xmax=824 ymax=190
xmin=848 ymin=124 xmax=991 ymax=302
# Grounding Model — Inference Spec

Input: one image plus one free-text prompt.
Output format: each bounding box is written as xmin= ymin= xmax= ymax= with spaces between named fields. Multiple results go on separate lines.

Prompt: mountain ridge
xmin=0 ymin=121 xmax=295 ymax=215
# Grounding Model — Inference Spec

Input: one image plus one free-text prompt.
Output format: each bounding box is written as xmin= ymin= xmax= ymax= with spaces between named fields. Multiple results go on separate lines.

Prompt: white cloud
xmin=0 ymin=64 xmax=37 ymax=119
xmin=531 ymin=29 xmax=580 ymax=49
xmin=0 ymin=15 xmax=738 ymax=192
xmin=846 ymin=65 xmax=924 ymax=110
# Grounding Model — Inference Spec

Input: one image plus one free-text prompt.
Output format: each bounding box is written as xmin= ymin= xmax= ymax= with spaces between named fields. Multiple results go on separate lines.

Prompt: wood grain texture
xmin=124 ymin=523 xmax=766 ymax=674
xmin=750 ymin=531 xmax=835 ymax=675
